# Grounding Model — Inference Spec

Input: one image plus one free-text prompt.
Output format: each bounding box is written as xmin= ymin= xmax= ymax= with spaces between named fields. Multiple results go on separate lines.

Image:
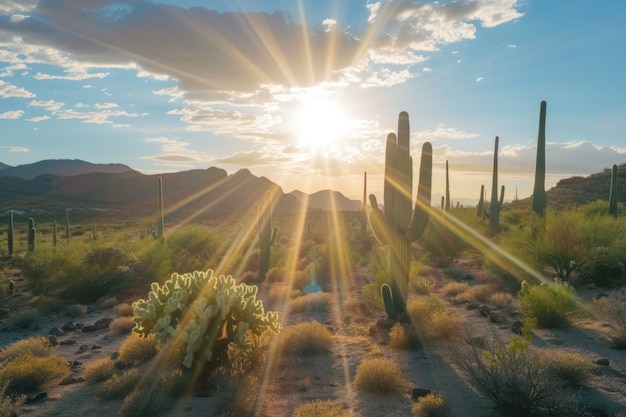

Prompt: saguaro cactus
xmin=7 ymin=210 xmax=14 ymax=256
xmin=609 ymin=164 xmax=618 ymax=216
xmin=368 ymin=111 xmax=432 ymax=319
xmin=531 ymin=101 xmax=547 ymax=218
xmin=92 ymin=218 xmax=97 ymax=240
xmin=477 ymin=185 xmax=485 ymax=218
xmin=489 ymin=136 xmax=505 ymax=235
xmin=445 ymin=160 xmax=451 ymax=212
xmin=156 ymin=176 xmax=165 ymax=241
xmin=361 ymin=171 xmax=368 ymax=233
xmin=258 ymin=192 xmax=278 ymax=279
xmin=65 ymin=209 xmax=71 ymax=241
xmin=53 ymin=220 xmax=58 ymax=247
xmin=27 ymin=217 xmax=36 ymax=252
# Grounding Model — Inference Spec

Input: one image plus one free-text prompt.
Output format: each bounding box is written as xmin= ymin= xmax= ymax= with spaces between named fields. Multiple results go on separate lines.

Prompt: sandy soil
xmin=1 ymin=260 xmax=626 ymax=417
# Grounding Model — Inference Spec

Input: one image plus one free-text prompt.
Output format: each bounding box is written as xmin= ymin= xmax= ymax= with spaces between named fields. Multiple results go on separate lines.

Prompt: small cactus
xmin=27 ymin=217 xmax=36 ymax=252
xmin=477 ymin=185 xmax=485 ymax=218
xmin=445 ymin=160 xmax=451 ymax=212
xmin=258 ymin=192 xmax=278 ymax=279
xmin=65 ymin=209 xmax=71 ymax=241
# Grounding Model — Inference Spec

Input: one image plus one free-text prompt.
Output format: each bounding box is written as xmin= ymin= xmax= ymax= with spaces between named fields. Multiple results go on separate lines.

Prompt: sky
xmin=0 ymin=0 xmax=624 ymax=203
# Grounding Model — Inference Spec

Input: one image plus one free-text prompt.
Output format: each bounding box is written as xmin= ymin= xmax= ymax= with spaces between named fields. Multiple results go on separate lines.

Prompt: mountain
xmin=0 ymin=161 xmax=362 ymax=220
xmin=0 ymin=159 xmax=137 ymax=180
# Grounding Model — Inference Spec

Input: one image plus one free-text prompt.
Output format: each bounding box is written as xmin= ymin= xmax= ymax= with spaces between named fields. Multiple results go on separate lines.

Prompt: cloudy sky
xmin=0 ymin=0 xmax=624 ymax=202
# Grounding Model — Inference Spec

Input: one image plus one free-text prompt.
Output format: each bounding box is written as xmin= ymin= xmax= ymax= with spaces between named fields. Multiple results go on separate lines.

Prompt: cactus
xmin=361 ymin=171 xmax=368 ymax=233
xmin=27 ymin=217 xmax=36 ymax=252
xmin=368 ymin=111 xmax=432 ymax=319
xmin=477 ymin=185 xmax=485 ymax=218
xmin=7 ymin=210 xmax=13 ymax=256
xmin=609 ymin=164 xmax=618 ymax=216
xmin=445 ymin=160 xmax=451 ymax=212
xmin=531 ymin=101 xmax=547 ymax=218
xmin=156 ymin=176 xmax=165 ymax=241
xmin=65 ymin=209 xmax=71 ymax=241
xmin=92 ymin=218 xmax=97 ymax=240
xmin=489 ymin=136 xmax=504 ymax=235
xmin=53 ymin=220 xmax=58 ymax=247
xmin=258 ymin=192 xmax=278 ymax=279
xmin=132 ymin=269 xmax=281 ymax=382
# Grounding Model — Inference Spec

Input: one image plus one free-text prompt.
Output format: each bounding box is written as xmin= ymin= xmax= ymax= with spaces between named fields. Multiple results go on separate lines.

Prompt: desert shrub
xmin=538 ymin=349 xmax=591 ymax=387
xmin=354 ymin=358 xmax=403 ymax=394
xmin=118 ymin=367 xmax=186 ymax=417
xmin=582 ymin=246 xmax=625 ymax=286
xmin=427 ymin=310 xmax=466 ymax=340
xmin=412 ymin=393 xmax=450 ymax=417
xmin=110 ymin=316 xmax=135 ymax=334
xmin=293 ymin=400 xmax=355 ymax=417
xmin=132 ymin=269 xmax=281 ymax=381
xmin=0 ymin=352 xmax=68 ymax=393
xmin=118 ymin=334 xmax=159 ymax=365
xmin=0 ymin=383 xmax=25 ymax=417
xmin=19 ymin=246 xmax=82 ymax=295
xmin=0 ymin=337 xmax=52 ymax=363
xmin=265 ymin=265 xmax=287 ymax=283
xmin=66 ymin=304 xmax=88 ymax=318
xmin=407 ymin=295 xmax=444 ymax=319
xmin=389 ymin=322 xmax=420 ymax=350
xmin=83 ymin=358 xmax=115 ymax=384
xmin=6 ymin=307 xmax=39 ymax=329
xmin=593 ymin=288 xmax=626 ymax=349
xmin=456 ymin=320 xmax=583 ymax=416
xmin=29 ymin=295 xmax=65 ymax=314
xmin=97 ymin=369 xmax=140 ymax=401
xmin=288 ymin=292 xmax=333 ymax=314
xmin=421 ymin=218 xmax=467 ymax=268
xmin=280 ymin=321 xmax=333 ymax=356
xmin=441 ymin=281 xmax=470 ymax=297
xmin=518 ymin=281 xmax=580 ymax=328
xmin=99 ymin=296 xmax=119 ymax=309
xmin=488 ymin=291 xmax=515 ymax=308
xmin=453 ymin=283 xmax=494 ymax=304
xmin=164 ymin=225 xmax=222 ymax=273
xmin=114 ymin=302 xmax=134 ymax=317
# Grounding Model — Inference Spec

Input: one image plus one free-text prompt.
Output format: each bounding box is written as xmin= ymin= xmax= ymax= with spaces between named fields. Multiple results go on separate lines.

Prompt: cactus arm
xmin=499 ymin=185 xmax=505 ymax=209
xmin=368 ymin=194 xmax=392 ymax=246
xmin=381 ymin=284 xmax=399 ymax=320
xmin=407 ymin=142 xmax=432 ymax=241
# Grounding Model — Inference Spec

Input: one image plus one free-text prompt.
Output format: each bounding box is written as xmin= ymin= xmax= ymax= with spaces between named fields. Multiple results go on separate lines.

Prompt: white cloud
xmin=1 ymin=145 xmax=29 ymax=152
xmin=322 ymin=18 xmax=337 ymax=32
xmin=0 ymin=79 xmax=34 ymax=98
xmin=414 ymin=125 xmax=480 ymax=141
xmin=26 ymin=115 xmax=49 ymax=122
xmin=29 ymin=99 xmax=65 ymax=112
xmin=476 ymin=76 xmax=484 ymax=82
xmin=0 ymin=109 xmax=22 ymax=119
xmin=94 ymin=102 xmax=118 ymax=110
xmin=423 ymin=67 xmax=432 ymax=72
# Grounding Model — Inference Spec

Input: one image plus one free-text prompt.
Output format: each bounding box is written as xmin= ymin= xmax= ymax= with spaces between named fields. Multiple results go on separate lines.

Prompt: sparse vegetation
xmin=354 ymin=358 xmax=404 ymax=395
xmin=518 ymin=281 xmax=580 ymax=328
xmin=280 ymin=321 xmax=333 ymax=356
xmin=293 ymin=400 xmax=355 ymax=417
xmin=97 ymin=369 xmax=141 ymax=401
xmin=412 ymin=393 xmax=450 ymax=417
xmin=118 ymin=334 xmax=159 ymax=365
xmin=83 ymin=358 xmax=115 ymax=384
xmin=593 ymin=288 xmax=626 ymax=348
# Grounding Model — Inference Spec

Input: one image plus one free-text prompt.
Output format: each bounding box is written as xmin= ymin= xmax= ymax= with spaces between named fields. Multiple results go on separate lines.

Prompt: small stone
xmin=81 ymin=325 xmax=97 ymax=332
xmin=59 ymin=339 xmax=77 ymax=346
xmin=110 ymin=352 xmax=120 ymax=360
xmin=69 ymin=360 xmax=82 ymax=368
xmin=478 ymin=304 xmax=491 ymax=317
xmin=48 ymin=327 xmax=64 ymax=336
xmin=489 ymin=312 xmax=506 ymax=324
xmin=411 ymin=388 xmax=432 ymax=400
xmin=595 ymin=358 xmax=610 ymax=366
xmin=77 ymin=344 xmax=89 ymax=354
xmin=466 ymin=303 xmax=480 ymax=310
xmin=59 ymin=375 xmax=77 ymax=385
xmin=511 ymin=320 xmax=524 ymax=335
xmin=48 ymin=335 xmax=58 ymax=346
xmin=91 ymin=344 xmax=102 ymax=350
xmin=61 ymin=321 xmax=78 ymax=332
xmin=24 ymin=392 xmax=47 ymax=404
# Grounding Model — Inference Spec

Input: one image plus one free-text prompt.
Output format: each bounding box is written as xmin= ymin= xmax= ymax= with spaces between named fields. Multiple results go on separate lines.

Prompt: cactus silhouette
xmin=368 ymin=111 xmax=432 ymax=319
xmin=531 ymin=101 xmax=547 ymax=218
xmin=27 ymin=217 xmax=36 ymax=252
xmin=7 ymin=210 xmax=13 ymax=255
xmin=445 ymin=160 xmax=451 ymax=212
xmin=258 ymin=192 xmax=278 ymax=279
xmin=156 ymin=176 xmax=165 ymax=241
xmin=609 ymin=164 xmax=618 ymax=216
xmin=489 ymin=136 xmax=505 ymax=235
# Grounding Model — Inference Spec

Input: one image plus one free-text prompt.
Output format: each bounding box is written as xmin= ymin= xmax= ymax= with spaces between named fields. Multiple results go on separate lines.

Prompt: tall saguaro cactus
xmin=258 ymin=192 xmax=278 ymax=279
xmin=156 ymin=176 xmax=165 ymax=241
xmin=7 ymin=210 xmax=14 ymax=256
xmin=531 ymin=101 xmax=547 ymax=218
xmin=609 ymin=164 xmax=618 ymax=216
xmin=368 ymin=111 xmax=432 ymax=319
xmin=27 ymin=217 xmax=36 ymax=252
xmin=489 ymin=136 xmax=505 ymax=235
xmin=65 ymin=209 xmax=71 ymax=241
xmin=445 ymin=160 xmax=451 ymax=212
xmin=477 ymin=185 xmax=485 ymax=218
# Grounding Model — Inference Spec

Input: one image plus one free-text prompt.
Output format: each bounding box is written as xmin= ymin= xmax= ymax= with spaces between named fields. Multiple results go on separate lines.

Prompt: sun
xmin=294 ymin=100 xmax=350 ymax=151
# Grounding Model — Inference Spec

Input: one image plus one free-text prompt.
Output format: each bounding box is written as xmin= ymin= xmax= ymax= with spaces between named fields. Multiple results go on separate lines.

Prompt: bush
xmin=0 ymin=337 xmax=52 ymax=363
xmin=593 ymin=288 xmax=626 ymax=349
xmin=354 ymin=358 xmax=403 ymax=395
xmin=118 ymin=367 xmax=186 ymax=417
xmin=280 ymin=321 xmax=333 ymax=356
xmin=538 ymin=349 xmax=591 ymax=387
xmin=110 ymin=316 xmax=135 ymax=334
xmin=118 ymin=334 xmax=159 ymax=365
xmin=582 ymin=247 xmax=625 ymax=286
xmin=420 ymin=218 xmax=467 ymax=268
xmin=0 ymin=353 xmax=68 ymax=393
xmin=518 ymin=281 xmax=580 ymax=328
xmin=453 ymin=283 xmax=494 ymax=304
xmin=288 ymin=292 xmax=333 ymax=314
xmin=412 ymin=393 xmax=449 ymax=417
xmin=97 ymin=369 xmax=140 ymax=401
xmin=488 ymin=292 xmax=515 ymax=308
xmin=6 ymin=308 xmax=40 ymax=330
xmin=389 ymin=322 xmax=420 ymax=350
xmin=114 ymin=302 xmax=134 ymax=317
xmin=293 ymin=400 xmax=355 ymax=417
xmin=441 ymin=281 xmax=470 ymax=297
xmin=83 ymin=358 xmax=115 ymax=384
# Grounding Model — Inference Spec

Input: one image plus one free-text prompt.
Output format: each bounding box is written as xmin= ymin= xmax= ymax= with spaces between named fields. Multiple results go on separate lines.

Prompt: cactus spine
xmin=368 ymin=111 xmax=432 ymax=319
xmin=445 ymin=160 xmax=451 ymax=212
xmin=156 ymin=176 xmax=165 ymax=241
xmin=489 ymin=136 xmax=505 ymax=235
xmin=7 ymin=210 xmax=13 ymax=256
xmin=27 ymin=217 xmax=36 ymax=252
xmin=258 ymin=192 xmax=278 ymax=279
xmin=531 ymin=101 xmax=547 ymax=218
xmin=609 ymin=164 xmax=618 ymax=216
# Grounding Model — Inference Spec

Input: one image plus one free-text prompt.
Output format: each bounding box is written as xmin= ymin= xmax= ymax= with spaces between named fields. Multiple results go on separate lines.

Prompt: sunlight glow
xmin=294 ymin=100 xmax=350 ymax=151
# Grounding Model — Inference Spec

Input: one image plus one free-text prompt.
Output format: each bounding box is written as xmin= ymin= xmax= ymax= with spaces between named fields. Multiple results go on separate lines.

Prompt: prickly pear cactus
xmin=132 ymin=269 xmax=281 ymax=374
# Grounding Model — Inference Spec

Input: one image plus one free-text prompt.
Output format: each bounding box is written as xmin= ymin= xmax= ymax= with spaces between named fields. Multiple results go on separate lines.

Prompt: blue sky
xmin=0 ymin=0 xmax=624 ymax=202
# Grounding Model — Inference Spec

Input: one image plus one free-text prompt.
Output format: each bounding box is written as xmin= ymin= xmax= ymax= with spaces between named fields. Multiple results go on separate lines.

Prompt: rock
xmin=59 ymin=375 xmax=85 ymax=385
xmin=478 ymin=304 xmax=491 ymax=317
xmin=77 ymin=344 xmax=89 ymax=354
xmin=466 ymin=303 xmax=480 ymax=310
xmin=48 ymin=327 xmax=64 ymax=337
xmin=24 ymin=392 xmax=47 ymax=404
xmin=511 ymin=320 xmax=524 ymax=335
xmin=411 ymin=388 xmax=432 ymax=400
xmin=48 ymin=335 xmax=58 ymax=346
xmin=94 ymin=317 xmax=114 ymax=330
xmin=59 ymin=339 xmax=77 ymax=346
xmin=61 ymin=321 xmax=78 ymax=332
xmin=595 ymin=358 xmax=610 ymax=366
xmin=69 ymin=360 xmax=82 ymax=368
xmin=91 ymin=344 xmax=102 ymax=350
xmin=489 ymin=312 xmax=506 ymax=324
xmin=81 ymin=325 xmax=97 ymax=332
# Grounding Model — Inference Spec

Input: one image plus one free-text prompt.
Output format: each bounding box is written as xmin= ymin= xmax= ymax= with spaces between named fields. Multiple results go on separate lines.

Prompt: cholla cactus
xmin=133 ymin=269 xmax=281 ymax=374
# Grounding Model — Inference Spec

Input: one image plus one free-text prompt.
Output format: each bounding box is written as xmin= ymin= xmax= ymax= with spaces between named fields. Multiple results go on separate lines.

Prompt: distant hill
xmin=0 ymin=159 xmax=137 ymax=180
xmin=0 ymin=160 xmax=362 ymax=220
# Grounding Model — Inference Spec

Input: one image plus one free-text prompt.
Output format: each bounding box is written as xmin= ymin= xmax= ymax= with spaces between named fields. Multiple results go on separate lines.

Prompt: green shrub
xmin=6 ymin=308 xmax=40 ymax=330
xmin=0 ymin=352 xmax=68 ymax=393
xmin=354 ymin=358 xmax=403 ymax=395
xmin=582 ymin=246 xmax=625 ymax=286
xmin=518 ymin=281 xmax=580 ymax=328
xmin=420 ymin=218 xmax=467 ymax=268
xmin=593 ymin=288 xmax=626 ymax=349
xmin=539 ymin=349 xmax=591 ymax=387
xmin=280 ymin=321 xmax=333 ymax=356
xmin=293 ymin=400 xmax=355 ymax=417
xmin=412 ymin=393 xmax=450 ymax=417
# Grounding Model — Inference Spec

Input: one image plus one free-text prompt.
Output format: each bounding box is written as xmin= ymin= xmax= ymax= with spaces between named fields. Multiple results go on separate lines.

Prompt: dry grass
xmin=280 ymin=321 xmax=333 ymax=356
xmin=0 ymin=336 xmax=52 ymax=363
xmin=389 ymin=323 xmax=420 ymax=350
xmin=539 ymin=349 xmax=592 ymax=387
xmin=110 ymin=316 xmax=135 ymax=334
xmin=66 ymin=304 xmax=88 ymax=318
xmin=426 ymin=310 xmax=466 ymax=340
xmin=412 ymin=393 xmax=450 ymax=417
xmin=114 ymin=302 xmax=134 ymax=317
xmin=441 ymin=281 xmax=470 ymax=297
xmin=288 ymin=292 xmax=333 ymax=314
xmin=354 ymin=358 xmax=404 ymax=395
xmin=97 ymin=369 xmax=141 ymax=401
xmin=83 ymin=358 xmax=116 ymax=384
xmin=593 ymin=291 xmax=626 ymax=349
xmin=6 ymin=307 xmax=40 ymax=330
xmin=453 ymin=284 xmax=494 ymax=304
xmin=99 ymin=296 xmax=120 ymax=309
xmin=0 ymin=352 xmax=68 ymax=393
xmin=118 ymin=334 xmax=159 ymax=365
xmin=293 ymin=399 xmax=355 ymax=417
xmin=488 ymin=291 xmax=515 ymax=308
